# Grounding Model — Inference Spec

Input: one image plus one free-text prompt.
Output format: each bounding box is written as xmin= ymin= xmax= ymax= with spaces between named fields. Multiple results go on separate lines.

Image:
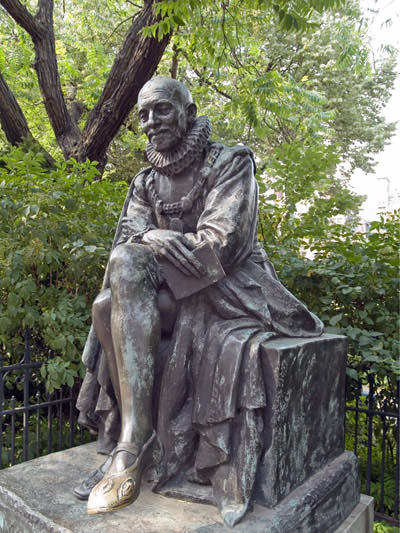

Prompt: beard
xmin=145 ymin=116 xmax=211 ymax=177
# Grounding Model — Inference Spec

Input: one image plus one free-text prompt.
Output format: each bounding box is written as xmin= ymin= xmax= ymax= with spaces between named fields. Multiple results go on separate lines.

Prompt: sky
xmin=350 ymin=0 xmax=400 ymax=220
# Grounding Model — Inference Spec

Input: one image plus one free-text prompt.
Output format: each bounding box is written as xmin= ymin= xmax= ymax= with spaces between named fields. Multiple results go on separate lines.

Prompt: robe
xmin=76 ymin=142 xmax=323 ymax=525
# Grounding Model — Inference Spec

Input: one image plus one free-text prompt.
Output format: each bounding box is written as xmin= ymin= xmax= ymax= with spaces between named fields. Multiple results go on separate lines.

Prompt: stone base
xmin=0 ymin=442 xmax=361 ymax=533
xmin=256 ymin=334 xmax=348 ymax=507
xmin=334 ymin=495 xmax=374 ymax=533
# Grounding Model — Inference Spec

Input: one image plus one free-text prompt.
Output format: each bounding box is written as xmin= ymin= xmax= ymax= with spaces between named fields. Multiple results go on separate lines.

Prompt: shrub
xmin=260 ymin=210 xmax=400 ymax=381
xmin=0 ymin=148 xmax=127 ymax=391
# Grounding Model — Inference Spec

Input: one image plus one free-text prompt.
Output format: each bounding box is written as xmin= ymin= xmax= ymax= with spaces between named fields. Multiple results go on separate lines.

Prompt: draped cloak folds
xmin=76 ymin=142 xmax=324 ymax=523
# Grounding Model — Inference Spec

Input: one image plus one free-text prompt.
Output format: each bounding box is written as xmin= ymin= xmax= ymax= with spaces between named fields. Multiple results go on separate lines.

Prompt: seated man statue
xmin=75 ymin=76 xmax=323 ymax=527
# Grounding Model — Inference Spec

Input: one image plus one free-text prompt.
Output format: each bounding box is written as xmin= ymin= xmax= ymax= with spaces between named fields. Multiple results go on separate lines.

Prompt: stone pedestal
xmin=0 ymin=334 xmax=362 ymax=532
xmin=257 ymin=334 xmax=349 ymax=506
xmin=0 ymin=442 xmax=362 ymax=532
xmin=157 ymin=335 xmax=358 ymax=515
xmin=335 ymin=495 xmax=374 ymax=533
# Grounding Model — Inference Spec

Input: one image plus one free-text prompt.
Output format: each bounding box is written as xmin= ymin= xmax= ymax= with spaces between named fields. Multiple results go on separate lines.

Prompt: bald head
xmin=138 ymin=77 xmax=193 ymax=108
xmin=137 ymin=77 xmax=197 ymax=152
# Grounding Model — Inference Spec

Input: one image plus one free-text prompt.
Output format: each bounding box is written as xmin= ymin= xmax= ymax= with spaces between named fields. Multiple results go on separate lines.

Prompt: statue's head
xmin=138 ymin=77 xmax=197 ymax=152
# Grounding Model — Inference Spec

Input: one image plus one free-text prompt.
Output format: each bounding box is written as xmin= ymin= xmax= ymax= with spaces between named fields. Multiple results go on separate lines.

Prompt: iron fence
xmin=0 ymin=329 xmax=91 ymax=468
xmin=0 ymin=330 xmax=399 ymax=526
xmin=345 ymin=374 xmax=399 ymax=526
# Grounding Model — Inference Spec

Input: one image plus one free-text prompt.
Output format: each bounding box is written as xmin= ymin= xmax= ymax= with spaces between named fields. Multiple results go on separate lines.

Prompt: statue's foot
xmin=87 ymin=430 xmax=156 ymax=514
xmin=73 ymin=454 xmax=113 ymax=500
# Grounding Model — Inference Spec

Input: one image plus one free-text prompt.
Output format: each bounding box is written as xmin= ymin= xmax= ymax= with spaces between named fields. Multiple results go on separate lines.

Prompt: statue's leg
xmin=92 ymin=288 xmax=121 ymax=408
xmin=87 ymin=243 xmax=160 ymax=514
xmin=107 ymin=243 xmax=160 ymax=473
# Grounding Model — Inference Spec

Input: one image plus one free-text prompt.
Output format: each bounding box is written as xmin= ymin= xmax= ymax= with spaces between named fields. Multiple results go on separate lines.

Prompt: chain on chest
xmin=145 ymin=145 xmax=222 ymax=232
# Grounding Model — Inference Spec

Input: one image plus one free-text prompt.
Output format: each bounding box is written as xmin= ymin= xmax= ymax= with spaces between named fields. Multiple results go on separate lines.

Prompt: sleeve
xmin=116 ymin=172 xmax=157 ymax=245
xmin=185 ymin=148 xmax=259 ymax=271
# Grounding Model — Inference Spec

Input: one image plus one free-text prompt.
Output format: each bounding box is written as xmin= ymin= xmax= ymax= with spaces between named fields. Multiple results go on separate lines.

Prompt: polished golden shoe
xmin=87 ymin=430 xmax=156 ymax=514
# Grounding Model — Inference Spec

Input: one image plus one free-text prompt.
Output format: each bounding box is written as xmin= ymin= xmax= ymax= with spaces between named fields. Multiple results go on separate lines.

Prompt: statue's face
xmin=138 ymin=83 xmax=192 ymax=152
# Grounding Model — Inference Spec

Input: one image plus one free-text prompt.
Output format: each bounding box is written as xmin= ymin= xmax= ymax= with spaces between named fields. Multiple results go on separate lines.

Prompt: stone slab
xmin=334 ymin=495 xmax=374 ymax=533
xmin=255 ymin=333 xmax=348 ymax=506
xmin=0 ymin=441 xmax=360 ymax=533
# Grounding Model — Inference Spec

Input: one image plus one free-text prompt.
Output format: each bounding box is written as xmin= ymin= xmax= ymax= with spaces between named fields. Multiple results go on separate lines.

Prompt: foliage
xmin=141 ymin=0 xmax=398 ymax=246
xmin=1 ymin=0 xmax=396 ymax=182
xmin=145 ymin=0 xmax=347 ymax=40
xmin=159 ymin=0 xmax=397 ymax=179
xmin=258 ymin=138 xmax=364 ymax=245
xmin=374 ymin=521 xmax=399 ymax=533
xmin=260 ymin=209 xmax=399 ymax=380
xmin=0 ymin=0 xmax=347 ymax=160
xmin=0 ymin=147 xmax=127 ymax=391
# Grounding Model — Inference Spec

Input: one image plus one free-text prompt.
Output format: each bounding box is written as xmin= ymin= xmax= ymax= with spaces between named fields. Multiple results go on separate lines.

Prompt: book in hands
xmin=158 ymin=241 xmax=225 ymax=300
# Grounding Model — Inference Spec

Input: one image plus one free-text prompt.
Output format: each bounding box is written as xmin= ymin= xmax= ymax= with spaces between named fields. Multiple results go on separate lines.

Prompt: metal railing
xmin=0 ymin=329 xmax=90 ymax=468
xmin=345 ymin=374 xmax=399 ymax=526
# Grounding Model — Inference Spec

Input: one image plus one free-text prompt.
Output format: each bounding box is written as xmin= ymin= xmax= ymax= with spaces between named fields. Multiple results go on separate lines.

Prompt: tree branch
xmin=0 ymin=0 xmax=43 ymax=40
xmin=32 ymin=0 xmax=81 ymax=157
xmin=104 ymin=13 xmax=139 ymax=44
xmin=1 ymin=0 xmax=81 ymax=159
xmin=0 ymin=71 xmax=32 ymax=144
xmin=170 ymin=44 xmax=179 ymax=79
xmin=78 ymin=0 xmax=171 ymax=164
xmin=0 ymin=71 xmax=55 ymax=165
xmin=187 ymin=59 xmax=232 ymax=101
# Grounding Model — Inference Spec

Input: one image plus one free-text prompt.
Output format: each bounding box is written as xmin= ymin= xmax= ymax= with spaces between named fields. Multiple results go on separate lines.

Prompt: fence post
xmin=23 ymin=328 xmax=31 ymax=462
xmin=365 ymin=373 xmax=374 ymax=495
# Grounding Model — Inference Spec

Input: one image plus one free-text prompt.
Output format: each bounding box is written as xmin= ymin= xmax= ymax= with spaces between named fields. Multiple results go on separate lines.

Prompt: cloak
xmin=76 ymin=141 xmax=323 ymax=524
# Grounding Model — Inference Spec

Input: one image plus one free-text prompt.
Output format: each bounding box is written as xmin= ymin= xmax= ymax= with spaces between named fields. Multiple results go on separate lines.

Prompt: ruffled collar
xmin=145 ymin=115 xmax=211 ymax=177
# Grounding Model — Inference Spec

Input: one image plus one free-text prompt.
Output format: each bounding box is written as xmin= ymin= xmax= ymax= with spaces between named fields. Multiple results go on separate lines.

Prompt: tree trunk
xmin=0 ymin=0 xmax=171 ymax=165
xmin=32 ymin=0 xmax=82 ymax=159
xmin=0 ymin=71 xmax=32 ymax=145
xmin=77 ymin=2 xmax=170 ymax=164
xmin=0 ymin=71 xmax=55 ymax=165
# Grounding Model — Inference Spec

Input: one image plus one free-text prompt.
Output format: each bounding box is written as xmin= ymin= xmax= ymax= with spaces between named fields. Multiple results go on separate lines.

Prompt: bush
xmin=374 ymin=521 xmax=399 ymax=533
xmin=260 ymin=210 xmax=400 ymax=381
xmin=0 ymin=148 xmax=127 ymax=391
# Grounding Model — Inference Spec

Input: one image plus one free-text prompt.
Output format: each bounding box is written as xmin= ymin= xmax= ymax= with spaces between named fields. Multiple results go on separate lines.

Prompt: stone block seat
xmin=155 ymin=333 xmax=361 ymax=531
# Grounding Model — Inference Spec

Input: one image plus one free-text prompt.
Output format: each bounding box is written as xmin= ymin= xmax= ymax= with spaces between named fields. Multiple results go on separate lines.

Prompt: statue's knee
xmin=109 ymin=244 xmax=156 ymax=286
xmin=92 ymin=288 xmax=111 ymax=322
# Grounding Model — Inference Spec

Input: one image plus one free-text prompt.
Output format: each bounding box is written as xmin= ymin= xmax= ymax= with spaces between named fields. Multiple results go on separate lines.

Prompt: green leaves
xmin=145 ymin=0 xmax=342 ymax=42
xmin=142 ymin=0 xmax=192 ymax=40
xmin=263 ymin=210 xmax=399 ymax=380
xmin=0 ymin=147 xmax=127 ymax=391
xmin=40 ymin=357 xmax=77 ymax=393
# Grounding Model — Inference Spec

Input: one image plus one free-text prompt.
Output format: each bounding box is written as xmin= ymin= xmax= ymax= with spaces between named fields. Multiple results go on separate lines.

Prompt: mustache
xmin=148 ymin=128 xmax=171 ymax=137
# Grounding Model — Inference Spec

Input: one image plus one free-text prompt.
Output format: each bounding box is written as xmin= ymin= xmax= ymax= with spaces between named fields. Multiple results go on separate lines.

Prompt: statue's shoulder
xmin=208 ymin=142 xmax=256 ymax=174
xmin=131 ymin=166 xmax=152 ymax=195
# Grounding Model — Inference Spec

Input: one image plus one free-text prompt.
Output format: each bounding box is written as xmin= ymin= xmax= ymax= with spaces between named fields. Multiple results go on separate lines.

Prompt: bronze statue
xmin=75 ymin=77 xmax=323 ymax=527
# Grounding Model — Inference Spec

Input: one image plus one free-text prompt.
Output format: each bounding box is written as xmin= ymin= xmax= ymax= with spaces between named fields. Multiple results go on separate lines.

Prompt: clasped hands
xmin=119 ymin=218 xmax=205 ymax=277
xmin=143 ymin=229 xmax=205 ymax=278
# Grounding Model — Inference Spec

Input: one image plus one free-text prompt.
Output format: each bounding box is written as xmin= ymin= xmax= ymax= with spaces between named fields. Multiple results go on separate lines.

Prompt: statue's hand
xmin=143 ymin=229 xmax=206 ymax=278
